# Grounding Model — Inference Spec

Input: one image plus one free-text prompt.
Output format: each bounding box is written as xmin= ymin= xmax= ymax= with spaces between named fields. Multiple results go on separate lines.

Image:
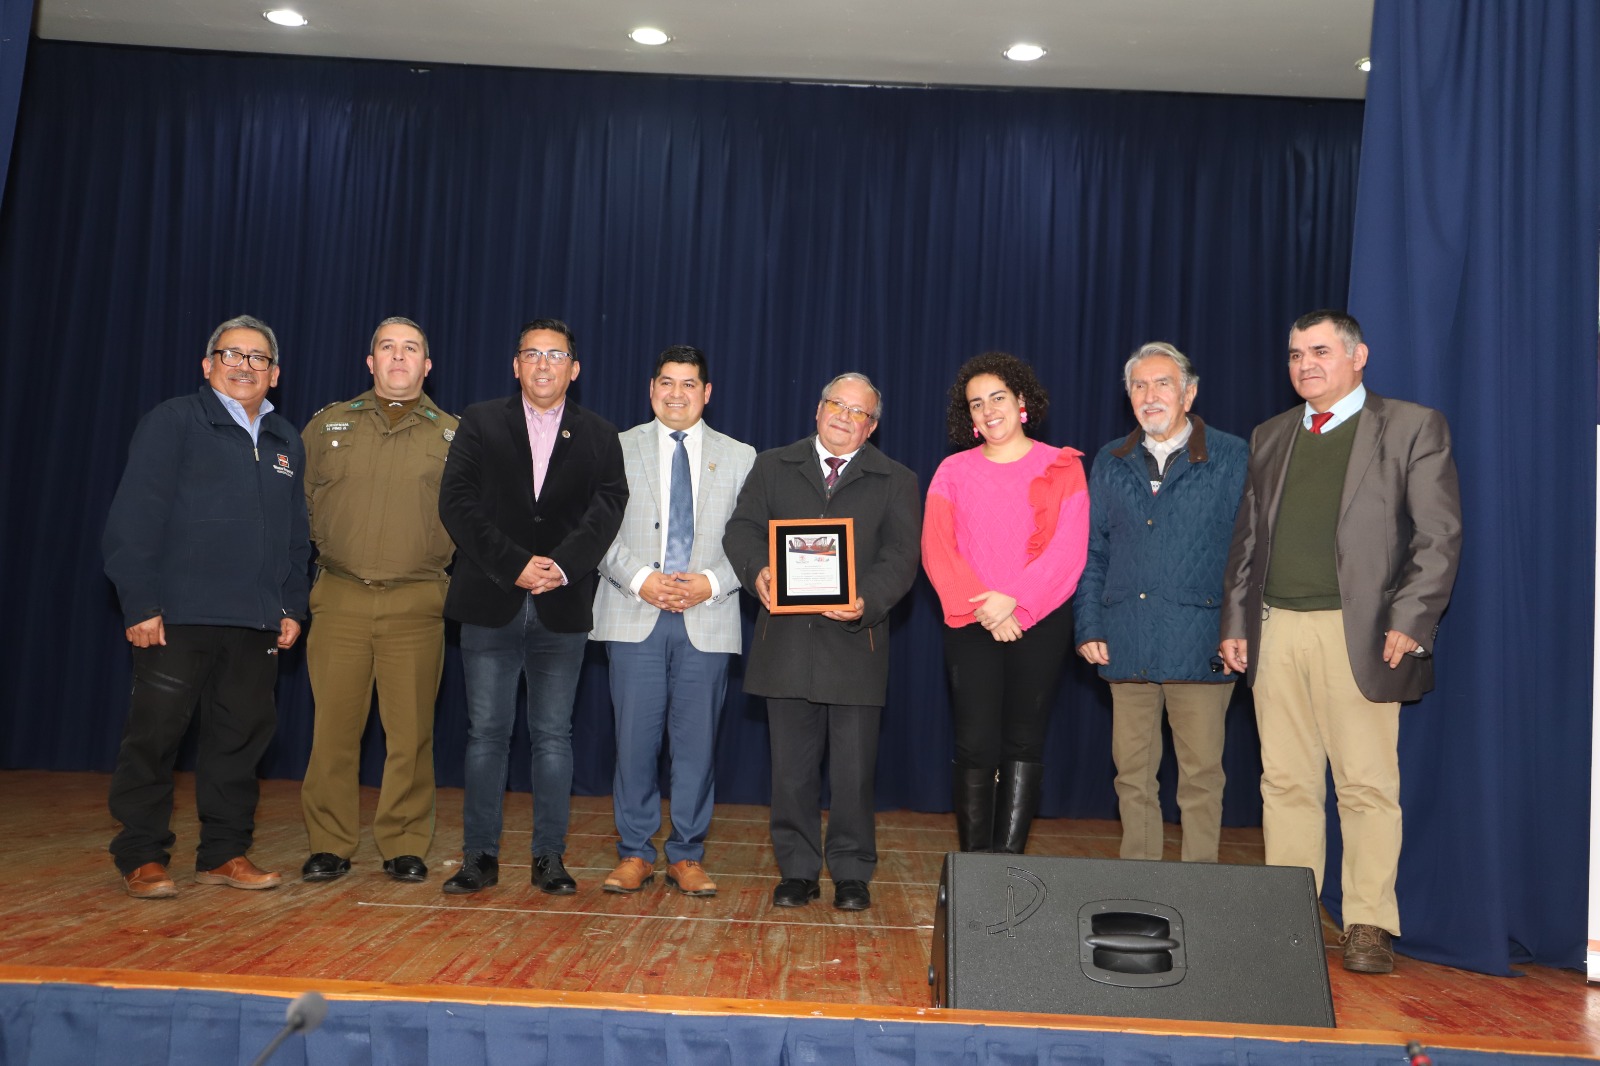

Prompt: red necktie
xmin=1310 ymin=412 xmax=1334 ymax=435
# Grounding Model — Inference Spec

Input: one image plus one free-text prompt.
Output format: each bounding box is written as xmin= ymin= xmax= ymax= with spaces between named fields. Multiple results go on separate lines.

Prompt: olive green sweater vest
xmin=1264 ymin=414 xmax=1359 ymax=611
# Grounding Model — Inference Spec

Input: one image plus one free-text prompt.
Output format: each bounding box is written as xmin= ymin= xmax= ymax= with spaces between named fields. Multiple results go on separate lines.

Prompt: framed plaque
xmin=768 ymin=517 xmax=857 ymax=614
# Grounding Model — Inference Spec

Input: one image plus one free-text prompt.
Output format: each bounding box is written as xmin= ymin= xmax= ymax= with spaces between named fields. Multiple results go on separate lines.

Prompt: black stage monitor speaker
xmin=930 ymin=853 xmax=1335 ymax=1027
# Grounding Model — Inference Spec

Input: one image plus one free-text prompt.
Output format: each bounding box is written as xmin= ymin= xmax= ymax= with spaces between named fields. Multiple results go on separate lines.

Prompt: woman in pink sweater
xmin=922 ymin=352 xmax=1089 ymax=854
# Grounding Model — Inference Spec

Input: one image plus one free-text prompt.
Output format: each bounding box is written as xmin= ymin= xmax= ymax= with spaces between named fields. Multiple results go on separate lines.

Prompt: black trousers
xmin=943 ymin=603 xmax=1074 ymax=768
xmin=108 ymin=624 xmax=281 ymax=874
xmin=766 ymin=698 xmax=881 ymax=882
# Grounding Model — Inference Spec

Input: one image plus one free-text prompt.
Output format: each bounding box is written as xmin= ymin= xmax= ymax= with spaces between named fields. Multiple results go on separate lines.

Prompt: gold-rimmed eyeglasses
xmin=821 ymin=397 xmax=874 ymax=424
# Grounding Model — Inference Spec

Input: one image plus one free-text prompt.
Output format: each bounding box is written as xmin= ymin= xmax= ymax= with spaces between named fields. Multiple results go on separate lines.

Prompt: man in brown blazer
xmin=1220 ymin=310 xmax=1462 ymax=975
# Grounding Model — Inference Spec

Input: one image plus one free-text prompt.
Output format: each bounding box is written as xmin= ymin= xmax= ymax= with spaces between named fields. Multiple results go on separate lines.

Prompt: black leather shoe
xmin=301 ymin=853 xmax=351 ymax=882
xmin=442 ymin=854 xmax=498 ymax=895
xmin=383 ymin=855 xmax=428 ymax=882
xmin=533 ymin=854 xmax=577 ymax=895
xmin=772 ymin=877 xmax=821 ymax=907
xmin=833 ymin=879 xmax=871 ymax=911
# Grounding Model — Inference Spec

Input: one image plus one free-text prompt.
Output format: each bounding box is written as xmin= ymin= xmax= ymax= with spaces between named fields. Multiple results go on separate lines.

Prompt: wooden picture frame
xmin=767 ymin=517 xmax=857 ymax=614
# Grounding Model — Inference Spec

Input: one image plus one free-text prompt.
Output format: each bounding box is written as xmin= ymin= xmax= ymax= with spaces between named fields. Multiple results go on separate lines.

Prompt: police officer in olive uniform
xmin=299 ymin=317 xmax=459 ymax=884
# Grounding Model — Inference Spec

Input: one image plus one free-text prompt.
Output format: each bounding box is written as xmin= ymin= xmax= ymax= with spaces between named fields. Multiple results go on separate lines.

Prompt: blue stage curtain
xmin=1342 ymin=0 xmax=1600 ymax=973
xmin=0 ymin=0 xmax=30 ymax=212
xmin=3 ymin=982 xmax=1591 ymax=1066
xmin=0 ymin=46 xmax=1358 ymax=849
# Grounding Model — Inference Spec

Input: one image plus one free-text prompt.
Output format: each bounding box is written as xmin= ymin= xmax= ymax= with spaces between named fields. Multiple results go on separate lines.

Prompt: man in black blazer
xmin=723 ymin=373 xmax=921 ymax=912
xmin=438 ymin=318 xmax=627 ymax=896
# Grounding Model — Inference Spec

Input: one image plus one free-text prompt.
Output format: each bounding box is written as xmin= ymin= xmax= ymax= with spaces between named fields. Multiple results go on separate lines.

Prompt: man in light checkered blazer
xmin=590 ymin=344 xmax=756 ymax=897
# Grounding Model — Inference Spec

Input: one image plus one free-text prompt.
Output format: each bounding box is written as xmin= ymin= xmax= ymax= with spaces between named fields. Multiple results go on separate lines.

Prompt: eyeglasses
xmin=821 ymin=398 xmax=875 ymax=424
xmin=517 ymin=349 xmax=573 ymax=366
xmin=211 ymin=348 xmax=275 ymax=372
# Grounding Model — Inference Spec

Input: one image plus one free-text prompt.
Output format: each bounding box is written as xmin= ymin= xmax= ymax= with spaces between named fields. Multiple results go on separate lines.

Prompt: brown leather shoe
xmin=1341 ymin=923 xmax=1395 ymax=973
xmin=603 ymin=857 xmax=655 ymax=893
xmin=665 ymin=859 xmax=717 ymax=897
xmin=195 ymin=856 xmax=282 ymax=890
xmin=124 ymin=862 xmax=178 ymax=899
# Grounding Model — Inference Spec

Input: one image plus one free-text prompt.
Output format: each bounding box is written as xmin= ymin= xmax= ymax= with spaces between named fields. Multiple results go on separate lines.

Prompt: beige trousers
xmin=1254 ymin=607 xmax=1401 ymax=934
xmin=1110 ymin=681 xmax=1232 ymax=862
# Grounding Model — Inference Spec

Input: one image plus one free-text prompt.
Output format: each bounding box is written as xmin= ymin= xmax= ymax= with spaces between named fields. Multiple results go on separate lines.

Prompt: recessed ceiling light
xmin=628 ymin=27 xmax=671 ymax=46
xmin=1003 ymin=43 xmax=1046 ymax=62
xmin=263 ymin=9 xmax=308 ymax=27
xmin=1355 ymin=57 xmax=1372 ymax=72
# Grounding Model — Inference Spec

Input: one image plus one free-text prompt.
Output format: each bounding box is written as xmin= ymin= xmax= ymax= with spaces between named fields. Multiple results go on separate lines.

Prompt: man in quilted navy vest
xmin=1073 ymin=342 xmax=1247 ymax=864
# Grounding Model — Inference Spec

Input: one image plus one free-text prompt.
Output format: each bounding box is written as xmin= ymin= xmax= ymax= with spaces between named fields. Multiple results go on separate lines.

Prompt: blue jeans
xmin=459 ymin=596 xmax=587 ymax=858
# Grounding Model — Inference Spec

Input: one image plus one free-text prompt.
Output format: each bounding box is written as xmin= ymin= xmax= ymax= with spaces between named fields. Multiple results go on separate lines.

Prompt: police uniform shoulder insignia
xmin=311 ymin=400 xmax=341 ymax=417
xmin=443 ymin=428 xmax=456 ymax=442
xmin=420 ymin=407 xmax=439 ymax=421
xmin=348 ymin=399 xmax=367 ymax=410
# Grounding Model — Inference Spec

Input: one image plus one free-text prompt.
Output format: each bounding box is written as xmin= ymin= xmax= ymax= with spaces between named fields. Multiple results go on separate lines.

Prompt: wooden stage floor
xmin=1 ymin=769 xmax=1594 ymax=1057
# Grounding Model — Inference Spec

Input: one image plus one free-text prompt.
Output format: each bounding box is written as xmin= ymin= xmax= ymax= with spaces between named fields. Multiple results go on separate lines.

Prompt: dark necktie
xmin=1310 ymin=412 xmax=1334 ymax=434
xmin=664 ymin=430 xmax=693 ymax=573
xmin=824 ymin=456 xmax=846 ymax=496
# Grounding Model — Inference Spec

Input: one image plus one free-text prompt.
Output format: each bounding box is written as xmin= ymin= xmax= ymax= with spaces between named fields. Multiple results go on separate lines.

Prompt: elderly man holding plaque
xmin=723 ymin=373 xmax=921 ymax=912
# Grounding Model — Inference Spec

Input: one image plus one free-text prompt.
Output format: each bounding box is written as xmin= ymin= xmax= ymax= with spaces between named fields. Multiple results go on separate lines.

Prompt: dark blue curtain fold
xmin=0 ymin=0 xmax=29 ymax=213
xmin=0 ymin=42 xmax=1361 ymax=903
xmin=1345 ymin=0 xmax=1599 ymax=973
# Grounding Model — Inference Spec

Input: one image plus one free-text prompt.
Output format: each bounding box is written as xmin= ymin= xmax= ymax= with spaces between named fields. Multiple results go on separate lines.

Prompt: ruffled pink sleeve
xmin=1013 ymin=448 xmax=1090 ymax=628
xmin=922 ymin=465 xmax=986 ymax=627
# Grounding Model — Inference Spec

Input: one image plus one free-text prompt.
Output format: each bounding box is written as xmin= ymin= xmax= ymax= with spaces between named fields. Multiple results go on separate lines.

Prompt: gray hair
xmin=1291 ymin=309 xmax=1363 ymax=353
xmin=819 ymin=372 xmax=883 ymax=421
xmin=369 ymin=316 xmax=429 ymax=359
xmin=1123 ymin=341 xmax=1197 ymax=394
xmin=206 ymin=315 xmax=279 ymax=365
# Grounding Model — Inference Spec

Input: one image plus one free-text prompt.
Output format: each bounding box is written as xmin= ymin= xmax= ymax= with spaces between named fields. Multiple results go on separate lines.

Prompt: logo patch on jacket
xmin=273 ymin=454 xmax=295 ymax=478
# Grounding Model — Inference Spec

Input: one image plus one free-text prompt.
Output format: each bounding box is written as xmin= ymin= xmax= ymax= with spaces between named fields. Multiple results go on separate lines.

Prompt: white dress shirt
xmin=1302 ymin=383 xmax=1367 ymax=433
xmin=628 ymin=419 xmax=721 ymax=598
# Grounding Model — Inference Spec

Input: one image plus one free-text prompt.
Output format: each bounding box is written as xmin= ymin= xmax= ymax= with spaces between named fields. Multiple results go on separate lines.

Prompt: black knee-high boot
xmin=994 ymin=760 xmax=1044 ymax=855
xmin=952 ymin=764 xmax=997 ymax=852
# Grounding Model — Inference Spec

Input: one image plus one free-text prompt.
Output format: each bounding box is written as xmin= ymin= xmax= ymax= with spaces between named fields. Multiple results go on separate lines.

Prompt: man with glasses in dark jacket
xmin=103 ymin=314 xmax=311 ymax=899
xmin=437 ymin=318 xmax=627 ymax=897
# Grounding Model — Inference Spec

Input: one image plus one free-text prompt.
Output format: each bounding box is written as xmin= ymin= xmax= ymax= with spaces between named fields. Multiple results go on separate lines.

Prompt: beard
xmin=1138 ymin=407 xmax=1175 ymax=438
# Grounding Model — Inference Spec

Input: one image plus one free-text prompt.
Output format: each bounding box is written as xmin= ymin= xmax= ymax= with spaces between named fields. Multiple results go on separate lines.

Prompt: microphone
xmin=1406 ymin=1041 xmax=1433 ymax=1066
xmin=249 ymin=990 xmax=328 ymax=1066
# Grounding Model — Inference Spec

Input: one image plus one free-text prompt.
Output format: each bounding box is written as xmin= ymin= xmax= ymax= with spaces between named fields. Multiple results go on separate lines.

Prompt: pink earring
xmin=1020 ymin=407 xmax=1029 ymax=424
xmin=973 ymin=427 xmax=981 ymax=438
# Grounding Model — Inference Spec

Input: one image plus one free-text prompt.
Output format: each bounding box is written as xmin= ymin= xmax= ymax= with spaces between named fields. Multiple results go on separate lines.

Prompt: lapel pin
xmin=561 ymin=429 xmax=571 ymax=438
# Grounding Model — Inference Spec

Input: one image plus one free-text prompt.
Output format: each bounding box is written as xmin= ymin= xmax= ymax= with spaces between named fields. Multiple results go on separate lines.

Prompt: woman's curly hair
xmin=944 ymin=351 xmax=1050 ymax=448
